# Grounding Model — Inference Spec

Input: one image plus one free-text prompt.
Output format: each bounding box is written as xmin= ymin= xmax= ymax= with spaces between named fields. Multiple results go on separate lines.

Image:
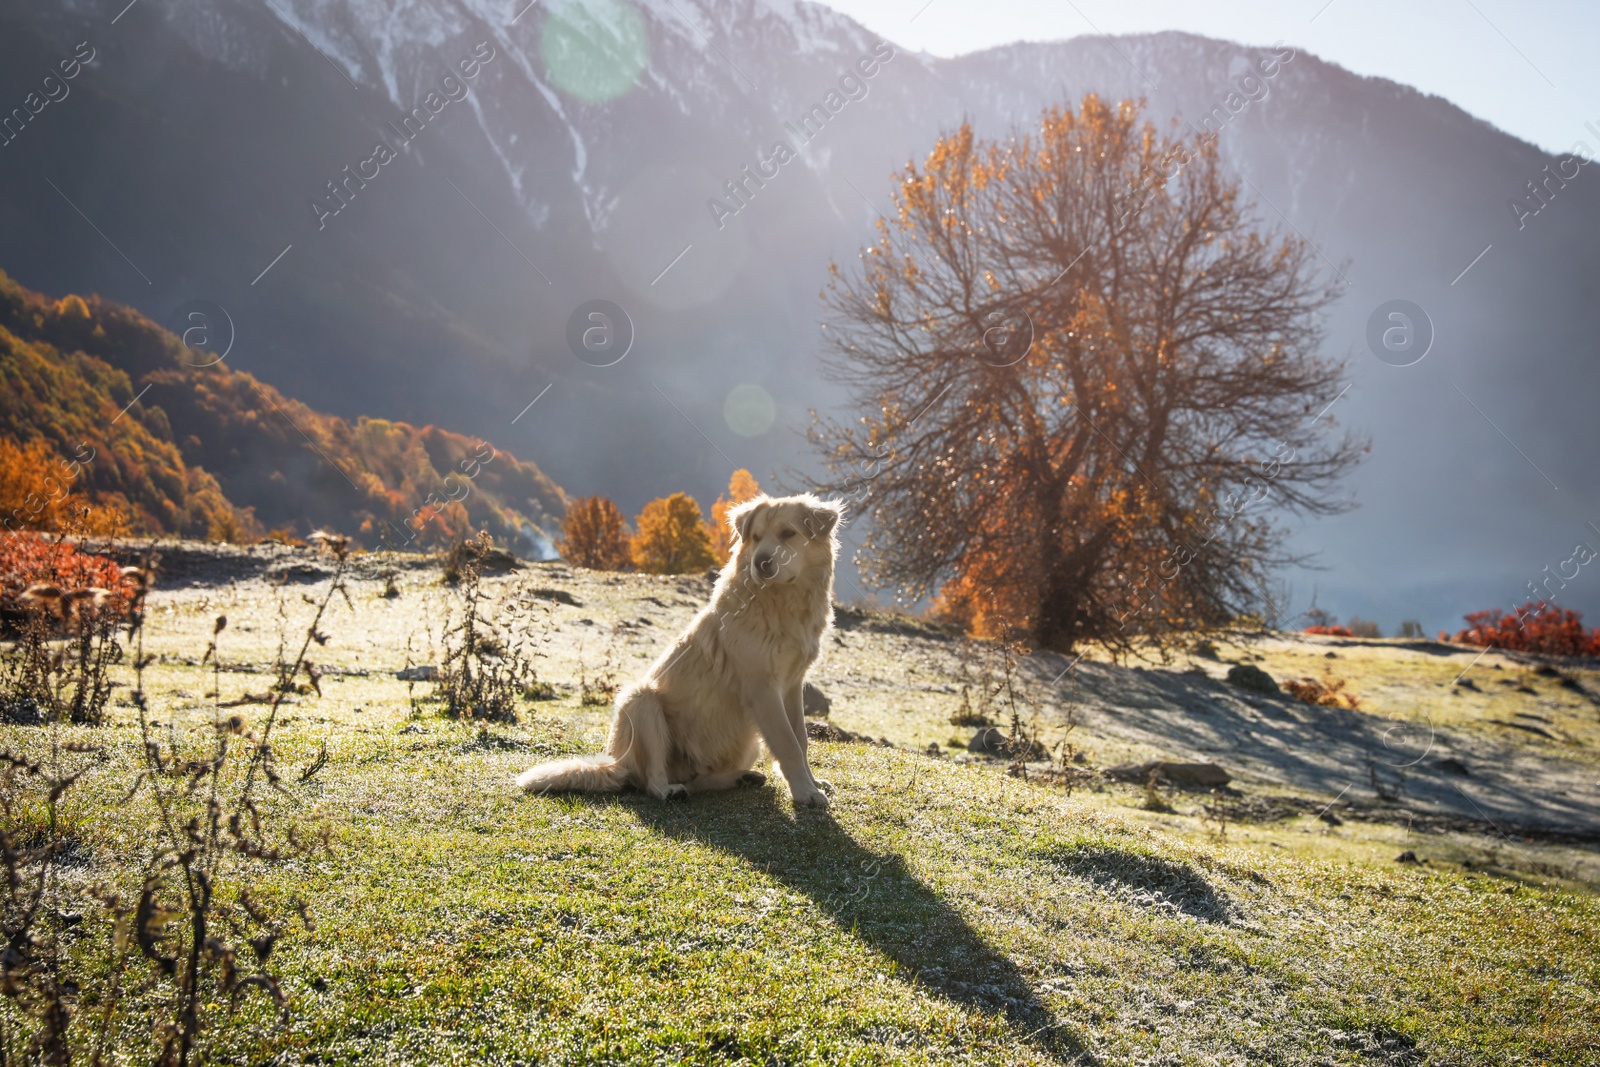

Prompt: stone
xmin=1226 ymin=663 xmax=1280 ymax=694
xmin=805 ymin=720 xmax=884 ymax=747
xmin=396 ymin=665 xmax=437 ymax=681
xmin=968 ymin=727 xmax=1012 ymax=754
xmin=803 ymin=682 xmax=831 ymax=718
xmin=1104 ymin=761 xmax=1233 ymax=787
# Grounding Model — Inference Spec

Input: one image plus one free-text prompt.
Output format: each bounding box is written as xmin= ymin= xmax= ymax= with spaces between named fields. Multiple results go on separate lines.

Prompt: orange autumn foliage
xmin=709 ymin=469 xmax=762 ymax=563
xmin=631 ymin=493 xmax=717 ymax=575
xmin=1282 ymin=674 xmax=1362 ymax=709
xmin=0 ymin=532 xmax=131 ymax=614
xmin=0 ymin=437 xmax=81 ymax=532
xmin=1451 ymin=601 xmax=1600 ymax=658
xmin=560 ymin=496 xmax=632 ymax=570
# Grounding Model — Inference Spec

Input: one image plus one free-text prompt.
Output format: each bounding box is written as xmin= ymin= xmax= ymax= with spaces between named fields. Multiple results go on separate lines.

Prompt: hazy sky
xmin=826 ymin=0 xmax=1599 ymax=155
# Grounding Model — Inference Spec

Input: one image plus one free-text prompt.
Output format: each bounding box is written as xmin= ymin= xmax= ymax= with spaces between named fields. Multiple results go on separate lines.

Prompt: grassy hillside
xmin=0 ymin=270 xmax=566 ymax=548
xmin=4 ymin=542 xmax=1593 ymax=1064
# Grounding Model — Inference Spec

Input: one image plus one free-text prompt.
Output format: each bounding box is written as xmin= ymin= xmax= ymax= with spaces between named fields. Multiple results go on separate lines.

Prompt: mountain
xmin=1 ymin=0 xmax=1596 ymax=631
xmin=0 ymin=285 xmax=238 ymax=537
xmin=0 ymin=270 xmax=566 ymax=550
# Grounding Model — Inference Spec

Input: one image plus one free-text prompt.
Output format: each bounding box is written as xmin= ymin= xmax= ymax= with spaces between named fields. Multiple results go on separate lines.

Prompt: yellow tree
xmin=708 ymin=469 xmax=762 ymax=562
xmin=631 ymin=493 xmax=717 ymax=574
xmin=559 ymin=495 xmax=631 ymax=570
xmin=813 ymin=95 xmax=1363 ymax=652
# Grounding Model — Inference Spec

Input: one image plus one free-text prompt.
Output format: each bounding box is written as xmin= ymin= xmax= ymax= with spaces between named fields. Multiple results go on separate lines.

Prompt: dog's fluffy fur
xmin=516 ymin=493 xmax=843 ymax=808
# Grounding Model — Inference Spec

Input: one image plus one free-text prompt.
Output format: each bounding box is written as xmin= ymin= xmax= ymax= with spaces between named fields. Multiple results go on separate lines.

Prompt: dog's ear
xmin=802 ymin=500 xmax=844 ymax=541
xmin=731 ymin=498 xmax=767 ymax=544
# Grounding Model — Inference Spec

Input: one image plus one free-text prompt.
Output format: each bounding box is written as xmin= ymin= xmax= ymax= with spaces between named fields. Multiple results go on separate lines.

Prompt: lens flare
xmin=540 ymin=0 xmax=649 ymax=104
xmin=724 ymin=384 xmax=775 ymax=437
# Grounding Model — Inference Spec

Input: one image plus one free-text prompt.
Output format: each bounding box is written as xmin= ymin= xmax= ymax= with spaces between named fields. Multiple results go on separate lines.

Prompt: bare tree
xmin=811 ymin=95 xmax=1364 ymax=652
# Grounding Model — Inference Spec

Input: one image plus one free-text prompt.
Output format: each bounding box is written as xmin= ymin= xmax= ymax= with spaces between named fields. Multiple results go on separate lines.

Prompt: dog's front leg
xmin=747 ymin=684 xmax=828 ymax=808
xmin=785 ymin=681 xmax=808 ymax=759
xmin=786 ymin=681 xmax=833 ymax=797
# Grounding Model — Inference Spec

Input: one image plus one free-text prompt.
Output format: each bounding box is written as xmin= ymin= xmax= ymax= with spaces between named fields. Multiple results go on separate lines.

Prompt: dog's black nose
xmin=753 ymin=553 xmax=779 ymax=579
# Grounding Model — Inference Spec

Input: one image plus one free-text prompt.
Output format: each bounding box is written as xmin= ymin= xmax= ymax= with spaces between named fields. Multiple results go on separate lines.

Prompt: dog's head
xmin=728 ymin=494 xmax=844 ymax=587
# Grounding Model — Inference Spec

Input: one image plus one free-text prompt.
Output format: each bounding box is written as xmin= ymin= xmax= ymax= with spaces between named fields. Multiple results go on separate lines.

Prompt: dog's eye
xmin=780 ymin=529 xmax=796 ymax=539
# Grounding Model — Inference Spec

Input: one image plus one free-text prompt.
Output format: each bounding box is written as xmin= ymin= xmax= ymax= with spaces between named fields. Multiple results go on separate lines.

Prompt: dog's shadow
xmin=626 ymin=789 xmax=1094 ymax=1064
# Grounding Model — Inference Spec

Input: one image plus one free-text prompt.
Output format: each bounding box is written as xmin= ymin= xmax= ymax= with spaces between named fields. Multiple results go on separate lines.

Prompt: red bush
xmin=1304 ymin=625 xmax=1354 ymax=637
xmin=0 ymin=532 xmax=127 ymax=612
xmin=1450 ymin=601 xmax=1600 ymax=658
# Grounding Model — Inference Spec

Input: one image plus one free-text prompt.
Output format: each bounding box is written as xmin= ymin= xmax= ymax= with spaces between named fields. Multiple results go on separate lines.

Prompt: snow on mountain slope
xmin=219 ymin=0 xmax=883 ymax=234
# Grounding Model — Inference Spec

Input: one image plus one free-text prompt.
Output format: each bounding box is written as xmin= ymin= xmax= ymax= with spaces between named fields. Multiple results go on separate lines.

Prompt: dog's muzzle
xmin=753 ymin=554 xmax=779 ymax=581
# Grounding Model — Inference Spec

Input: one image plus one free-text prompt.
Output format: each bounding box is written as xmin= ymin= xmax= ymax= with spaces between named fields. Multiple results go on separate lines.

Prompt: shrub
xmin=0 ymin=533 xmax=128 ymax=610
xmin=630 ymin=493 xmax=717 ymax=575
xmin=207 ymin=507 xmax=255 ymax=544
xmin=0 ymin=537 xmax=151 ymax=726
xmin=440 ymin=533 xmax=518 ymax=585
xmin=1282 ymin=674 xmax=1362 ymax=709
xmin=1451 ymin=601 xmax=1600 ymax=658
xmin=1346 ymin=616 xmax=1381 ymax=638
xmin=559 ymin=496 xmax=631 ymax=570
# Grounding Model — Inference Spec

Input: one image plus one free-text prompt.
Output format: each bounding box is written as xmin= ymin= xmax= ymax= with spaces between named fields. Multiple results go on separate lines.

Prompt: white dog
xmin=517 ymin=493 xmax=843 ymax=808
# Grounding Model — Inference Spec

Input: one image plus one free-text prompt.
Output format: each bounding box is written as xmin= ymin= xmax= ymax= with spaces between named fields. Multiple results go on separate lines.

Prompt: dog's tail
xmin=515 ymin=754 xmax=629 ymax=794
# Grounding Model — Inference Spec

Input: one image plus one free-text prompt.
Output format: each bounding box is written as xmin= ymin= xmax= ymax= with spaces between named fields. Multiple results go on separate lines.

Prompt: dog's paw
xmin=814 ymin=778 xmax=835 ymax=795
xmin=655 ymin=783 xmax=689 ymax=801
xmin=738 ymin=770 xmax=768 ymax=787
xmin=793 ymin=787 xmax=830 ymax=809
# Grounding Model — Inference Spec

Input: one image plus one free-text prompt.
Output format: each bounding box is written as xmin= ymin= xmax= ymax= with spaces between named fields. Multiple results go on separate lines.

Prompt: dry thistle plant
xmin=1 ymin=546 xmax=330 ymax=1063
xmin=990 ymin=621 xmax=1046 ymax=776
xmin=948 ymin=640 xmax=995 ymax=727
xmin=1 ymin=582 xmax=128 ymax=728
xmin=1201 ymin=788 xmax=1231 ymax=842
xmin=1036 ymin=696 xmax=1091 ymax=796
xmin=0 ymin=732 xmax=99 ymax=1062
xmin=0 ymin=551 xmax=153 ymax=1058
xmin=433 ymin=536 xmax=551 ymax=723
xmin=103 ymin=553 xmax=341 ymax=1066
xmin=1142 ymin=768 xmax=1176 ymax=813
xmin=577 ymin=636 xmax=618 ymax=708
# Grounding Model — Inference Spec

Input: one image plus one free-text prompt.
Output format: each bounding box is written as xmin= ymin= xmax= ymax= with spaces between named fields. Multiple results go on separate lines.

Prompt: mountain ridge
xmin=2 ymin=0 xmax=1596 ymax=631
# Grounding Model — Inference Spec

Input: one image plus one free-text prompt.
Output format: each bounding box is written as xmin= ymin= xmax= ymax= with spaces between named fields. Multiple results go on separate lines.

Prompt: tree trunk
xmin=1032 ymin=556 xmax=1087 ymax=652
